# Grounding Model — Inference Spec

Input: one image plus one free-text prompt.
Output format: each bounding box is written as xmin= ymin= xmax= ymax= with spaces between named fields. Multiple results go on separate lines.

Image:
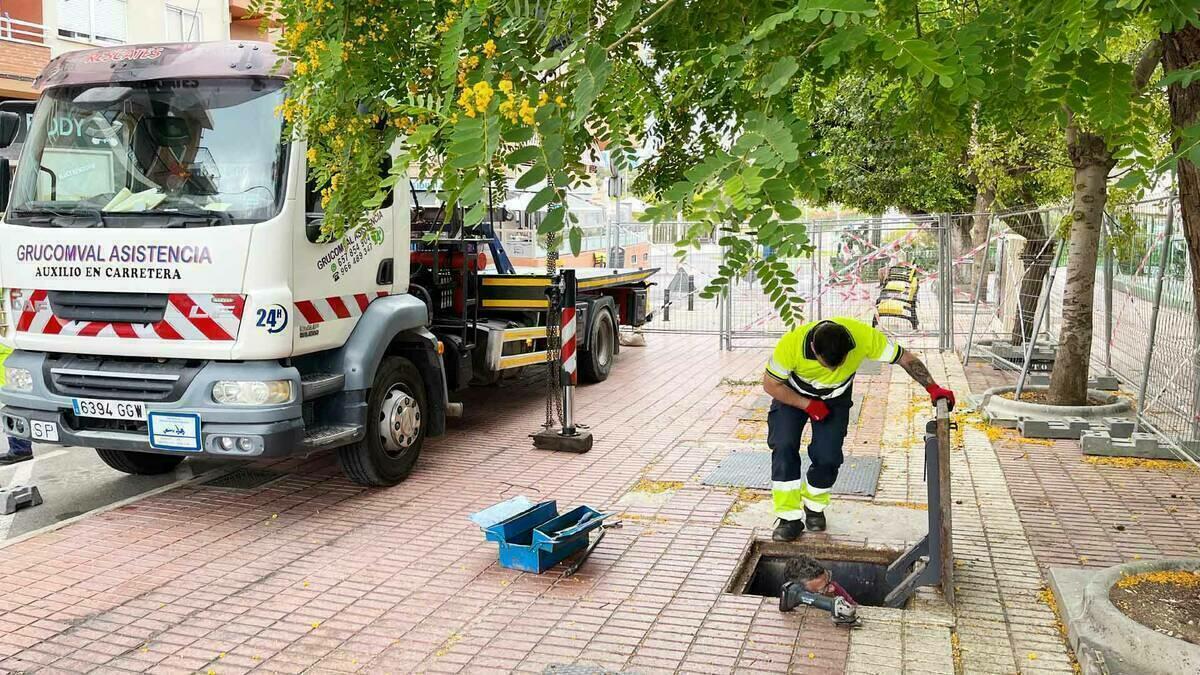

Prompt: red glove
xmin=804 ymin=399 xmax=830 ymax=422
xmin=926 ymin=384 xmax=956 ymax=410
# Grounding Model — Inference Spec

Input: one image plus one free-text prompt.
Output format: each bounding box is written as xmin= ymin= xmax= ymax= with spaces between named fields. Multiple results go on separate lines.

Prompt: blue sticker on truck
xmin=148 ymin=412 xmax=201 ymax=452
xmin=255 ymin=304 xmax=288 ymax=334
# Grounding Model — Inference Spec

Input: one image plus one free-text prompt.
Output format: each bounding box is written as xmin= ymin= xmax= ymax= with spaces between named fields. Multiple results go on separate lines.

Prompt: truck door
xmin=292 ymin=142 xmax=397 ymax=355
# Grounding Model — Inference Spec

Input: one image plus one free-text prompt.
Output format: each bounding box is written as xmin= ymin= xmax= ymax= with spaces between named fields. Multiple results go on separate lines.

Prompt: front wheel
xmin=337 ymin=357 xmax=427 ymax=486
xmin=579 ymin=308 xmax=616 ymax=383
xmin=95 ymin=449 xmax=184 ymax=475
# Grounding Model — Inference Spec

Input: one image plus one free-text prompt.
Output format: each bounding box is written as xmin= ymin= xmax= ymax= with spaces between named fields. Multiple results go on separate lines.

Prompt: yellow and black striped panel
xmin=480 ymin=275 xmax=552 ymax=310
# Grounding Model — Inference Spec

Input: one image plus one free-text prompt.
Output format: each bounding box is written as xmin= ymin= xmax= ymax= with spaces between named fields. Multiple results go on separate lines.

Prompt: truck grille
xmin=48 ymin=291 xmax=168 ymax=324
xmin=44 ymin=356 xmax=201 ymax=402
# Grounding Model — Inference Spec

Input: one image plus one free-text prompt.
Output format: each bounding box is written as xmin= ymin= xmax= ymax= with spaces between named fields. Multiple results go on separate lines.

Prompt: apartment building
xmin=0 ymin=0 xmax=270 ymax=100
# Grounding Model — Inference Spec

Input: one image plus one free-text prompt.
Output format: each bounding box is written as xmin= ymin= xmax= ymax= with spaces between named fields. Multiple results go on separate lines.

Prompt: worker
xmin=763 ymin=317 xmax=955 ymax=541
xmin=784 ymin=555 xmax=857 ymax=606
xmin=0 ymin=345 xmax=32 ymax=465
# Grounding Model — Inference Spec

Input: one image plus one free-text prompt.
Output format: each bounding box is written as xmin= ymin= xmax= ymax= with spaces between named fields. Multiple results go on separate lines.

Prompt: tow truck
xmin=0 ymin=41 xmax=654 ymax=486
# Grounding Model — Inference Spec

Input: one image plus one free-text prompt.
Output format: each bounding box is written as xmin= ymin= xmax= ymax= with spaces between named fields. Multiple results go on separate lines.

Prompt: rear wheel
xmin=580 ymin=308 xmax=616 ymax=383
xmin=95 ymin=449 xmax=184 ymax=475
xmin=336 ymin=357 xmax=426 ymax=486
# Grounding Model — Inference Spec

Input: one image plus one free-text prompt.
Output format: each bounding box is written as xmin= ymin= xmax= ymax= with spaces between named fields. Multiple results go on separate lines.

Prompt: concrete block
xmin=0 ymin=484 xmax=42 ymax=515
xmin=982 ymin=410 xmax=1019 ymax=429
xmin=1089 ymin=375 xmax=1120 ymax=391
xmin=1080 ymin=431 xmax=1111 ymax=455
xmin=1103 ymin=417 xmax=1135 ymax=439
xmin=1019 ymin=419 xmax=1078 ymax=439
xmin=1082 ymin=431 xmax=1175 ymax=459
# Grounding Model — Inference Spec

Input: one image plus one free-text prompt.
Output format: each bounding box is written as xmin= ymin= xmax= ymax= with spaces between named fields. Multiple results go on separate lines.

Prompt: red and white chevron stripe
xmin=560 ymin=305 xmax=577 ymax=385
xmin=10 ymin=289 xmax=245 ymax=341
xmin=294 ymin=291 xmax=389 ymax=325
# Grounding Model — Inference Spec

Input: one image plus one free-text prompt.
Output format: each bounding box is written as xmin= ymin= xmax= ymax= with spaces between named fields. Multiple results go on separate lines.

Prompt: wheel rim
xmin=378 ymin=385 xmax=421 ymax=457
xmin=596 ymin=316 xmax=613 ymax=368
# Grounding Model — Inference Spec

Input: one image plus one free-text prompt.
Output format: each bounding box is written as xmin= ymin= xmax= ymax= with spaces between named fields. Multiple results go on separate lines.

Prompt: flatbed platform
xmin=479 ymin=267 xmax=656 ymax=310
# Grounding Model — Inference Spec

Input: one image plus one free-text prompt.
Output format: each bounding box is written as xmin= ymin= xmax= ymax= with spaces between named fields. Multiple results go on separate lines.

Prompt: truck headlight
xmin=212 ymin=380 xmax=294 ymax=405
xmin=5 ymin=367 xmax=32 ymax=392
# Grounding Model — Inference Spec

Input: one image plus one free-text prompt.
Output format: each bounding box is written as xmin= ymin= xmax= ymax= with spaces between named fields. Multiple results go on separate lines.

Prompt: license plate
xmin=72 ymin=398 xmax=147 ymax=421
xmin=30 ymin=420 xmax=58 ymax=442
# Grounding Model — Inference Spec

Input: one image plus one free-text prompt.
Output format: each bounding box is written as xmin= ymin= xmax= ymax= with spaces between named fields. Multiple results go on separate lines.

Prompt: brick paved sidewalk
xmin=0 ymin=335 xmax=1090 ymax=674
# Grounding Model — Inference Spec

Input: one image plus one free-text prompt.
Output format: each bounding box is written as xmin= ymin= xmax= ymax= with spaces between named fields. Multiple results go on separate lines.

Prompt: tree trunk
xmin=1162 ymin=26 xmax=1200 ymax=325
xmin=952 ymin=215 xmax=974 ymax=284
xmin=1047 ymin=129 xmax=1115 ymax=405
xmin=969 ymin=183 xmax=997 ymax=300
xmin=1003 ymin=210 xmax=1054 ymax=344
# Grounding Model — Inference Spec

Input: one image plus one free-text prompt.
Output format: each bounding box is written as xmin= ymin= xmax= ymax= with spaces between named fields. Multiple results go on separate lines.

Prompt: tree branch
xmin=608 ymin=0 xmax=679 ymax=52
xmin=1132 ymin=38 xmax=1163 ymax=93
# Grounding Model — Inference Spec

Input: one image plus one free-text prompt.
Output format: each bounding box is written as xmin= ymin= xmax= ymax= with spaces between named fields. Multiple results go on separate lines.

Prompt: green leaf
xmin=760 ymin=57 xmax=799 ymax=97
xmin=503 ymin=126 xmax=534 ymax=143
xmin=516 ymin=164 xmax=547 ymax=189
xmin=506 ymin=146 xmax=540 ymax=165
xmin=569 ymin=226 xmax=583 ymax=255
xmin=527 ymin=185 xmax=556 ymax=212
xmin=610 ymin=0 xmax=642 ymax=33
xmin=537 ymin=207 xmax=565 ymax=234
xmin=437 ymin=10 xmax=468 ymax=90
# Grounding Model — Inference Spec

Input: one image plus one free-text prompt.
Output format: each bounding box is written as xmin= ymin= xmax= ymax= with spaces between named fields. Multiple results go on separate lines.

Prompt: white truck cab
xmin=0 ymin=42 xmax=442 ymax=485
xmin=0 ymin=41 xmax=655 ymax=486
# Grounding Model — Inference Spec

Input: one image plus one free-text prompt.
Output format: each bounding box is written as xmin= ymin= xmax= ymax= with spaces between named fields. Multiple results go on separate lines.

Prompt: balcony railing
xmin=0 ymin=15 xmax=45 ymax=45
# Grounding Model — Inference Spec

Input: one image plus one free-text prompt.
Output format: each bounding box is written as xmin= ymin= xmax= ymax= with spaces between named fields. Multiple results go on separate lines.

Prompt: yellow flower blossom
xmin=538 ymin=91 xmax=549 ymax=106
xmin=555 ymin=95 xmax=564 ymax=106
xmin=483 ymin=40 xmax=497 ymax=58
xmin=306 ymin=148 xmax=317 ymax=163
xmin=472 ymin=81 xmax=494 ymax=110
xmin=295 ymin=61 xmax=309 ymax=75
xmin=498 ymin=78 xmax=513 ymax=94
xmin=518 ymin=99 xmax=537 ymax=125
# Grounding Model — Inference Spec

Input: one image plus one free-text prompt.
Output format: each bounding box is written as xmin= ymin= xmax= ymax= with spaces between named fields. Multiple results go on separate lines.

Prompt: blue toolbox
xmin=470 ymin=496 xmax=612 ymax=574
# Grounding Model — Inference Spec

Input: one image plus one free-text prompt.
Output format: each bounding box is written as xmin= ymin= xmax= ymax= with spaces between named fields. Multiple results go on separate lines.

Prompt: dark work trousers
xmin=766 ymin=389 xmax=853 ymax=519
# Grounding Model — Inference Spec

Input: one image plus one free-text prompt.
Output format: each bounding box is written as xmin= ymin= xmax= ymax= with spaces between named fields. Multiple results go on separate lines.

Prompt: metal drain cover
xmin=544 ymin=665 xmax=626 ymax=675
xmin=702 ymin=452 xmax=882 ymax=496
xmin=201 ymin=468 xmax=284 ymax=490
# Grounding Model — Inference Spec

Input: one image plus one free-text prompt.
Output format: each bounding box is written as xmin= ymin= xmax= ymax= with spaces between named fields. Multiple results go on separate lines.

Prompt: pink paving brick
xmin=0 ymin=337 xmax=1041 ymax=673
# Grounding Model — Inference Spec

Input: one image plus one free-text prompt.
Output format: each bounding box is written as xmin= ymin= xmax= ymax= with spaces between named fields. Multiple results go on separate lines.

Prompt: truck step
xmin=300 ymin=372 xmax=346 ymax=400
xmin=302 ymin=424 xmax=362 ymax=449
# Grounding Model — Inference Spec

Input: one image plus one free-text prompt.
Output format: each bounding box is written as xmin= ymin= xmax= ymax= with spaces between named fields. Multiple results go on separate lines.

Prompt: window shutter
xmin=57 ymin=0 xmax=91 ymax=36
xmin=93 ymin=0 xmax=127 ymax=43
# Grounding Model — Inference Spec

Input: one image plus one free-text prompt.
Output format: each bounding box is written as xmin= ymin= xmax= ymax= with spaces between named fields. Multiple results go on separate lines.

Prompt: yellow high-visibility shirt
xmin=765 ymin=317 xmax=902 ymax=399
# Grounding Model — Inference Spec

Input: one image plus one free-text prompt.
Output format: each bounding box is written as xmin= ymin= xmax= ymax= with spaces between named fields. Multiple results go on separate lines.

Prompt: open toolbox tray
xmin=470 ymin=497 xmax=612 ymax=573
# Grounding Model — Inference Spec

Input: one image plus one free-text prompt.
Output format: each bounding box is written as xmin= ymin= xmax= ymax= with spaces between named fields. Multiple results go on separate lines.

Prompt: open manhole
xmin=201 ymin=468 xmax=284 ymax=490
xmin=726 ymin=540 xmax=906 ymax=608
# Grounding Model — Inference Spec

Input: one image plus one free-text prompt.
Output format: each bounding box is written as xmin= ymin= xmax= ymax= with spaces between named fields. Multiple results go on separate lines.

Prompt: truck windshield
xmin=9 ymin=77 xmax=288 ymax=226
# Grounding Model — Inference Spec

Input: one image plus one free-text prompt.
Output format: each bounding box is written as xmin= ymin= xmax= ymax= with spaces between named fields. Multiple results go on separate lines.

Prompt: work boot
xmin=772 ymin=518 xmax=805 ymax=542
xmin=804 ymin=507 xmax=826 ymax=532
xmin=0 ymin=438 xmax=32 ymax=465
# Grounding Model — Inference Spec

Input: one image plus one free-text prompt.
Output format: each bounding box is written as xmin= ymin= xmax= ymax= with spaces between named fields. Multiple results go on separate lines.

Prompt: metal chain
xmin=544 ymin=233 xmax=564 ymax=428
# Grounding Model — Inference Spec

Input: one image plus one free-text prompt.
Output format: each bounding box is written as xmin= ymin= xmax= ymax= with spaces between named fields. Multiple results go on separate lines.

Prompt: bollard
xmin=532 ymin=269 xmax=593 ymax=453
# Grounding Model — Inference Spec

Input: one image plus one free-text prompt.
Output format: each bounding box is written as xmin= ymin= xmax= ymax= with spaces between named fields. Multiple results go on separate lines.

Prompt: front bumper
xmin=0 ymin=351 xmax=306 ymax=459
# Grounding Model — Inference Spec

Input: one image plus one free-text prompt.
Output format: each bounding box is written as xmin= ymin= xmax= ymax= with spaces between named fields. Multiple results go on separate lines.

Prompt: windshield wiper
xmin=97 ymin=208 xmax=234 ymax=228
xmin=11 ymin=207 xmax=105 ymax=228
xmin=158 ymin=208 xmax=234 ymax=228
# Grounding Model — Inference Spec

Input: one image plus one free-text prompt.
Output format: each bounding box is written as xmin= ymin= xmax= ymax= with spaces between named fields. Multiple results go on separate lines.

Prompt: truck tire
xmin=95 ymin=449 xmax=184 ymax=475
xmin=580 ymin=308 xmax=616 ymax=384
xmin=337 ymin=356 xmax=426 ymax=486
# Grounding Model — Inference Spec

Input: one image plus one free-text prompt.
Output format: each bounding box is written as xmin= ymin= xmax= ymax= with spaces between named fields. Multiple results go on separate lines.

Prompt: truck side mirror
xmin=0 ymin=158 xmax=10 ymax=211
xmin=0 ymin=112 xmax=19 ymax=148
xmin=305 ymin=217 xmax=323 ymax=243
